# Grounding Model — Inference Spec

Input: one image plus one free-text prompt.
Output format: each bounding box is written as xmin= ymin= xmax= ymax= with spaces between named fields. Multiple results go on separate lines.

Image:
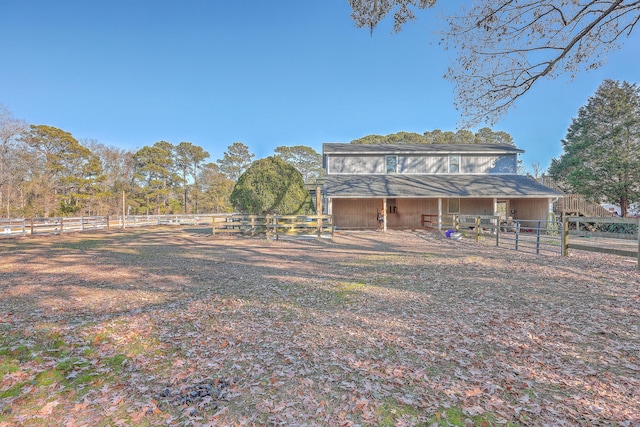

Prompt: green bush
xmin=230 ymin=156 xmax=314 ymax=215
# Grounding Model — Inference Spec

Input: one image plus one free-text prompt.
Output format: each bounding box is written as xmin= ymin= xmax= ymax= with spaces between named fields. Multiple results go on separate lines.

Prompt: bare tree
xmin=349 ymin=0 xmax=436 ymax=33
xmin=349 ymin=1 xmax=640 ymax=126
xmin=444 ymin=1 xmax=640 ymax=126
xmin=0 ymin=105 xmax=28 ymax=217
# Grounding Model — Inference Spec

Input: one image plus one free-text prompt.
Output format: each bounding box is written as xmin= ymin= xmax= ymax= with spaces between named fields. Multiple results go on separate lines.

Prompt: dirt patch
xmin=1 ymin=227 xmax=639 ymax=426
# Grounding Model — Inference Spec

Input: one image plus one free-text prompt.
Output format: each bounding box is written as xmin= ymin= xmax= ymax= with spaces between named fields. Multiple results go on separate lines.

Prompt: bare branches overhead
xmin=349 ymin=1 xmax=640 ymax=126
xmin=349 ymin=0 xmax=437 ymax=33
xmin=444 ymin=0 xmax=640 ymax=126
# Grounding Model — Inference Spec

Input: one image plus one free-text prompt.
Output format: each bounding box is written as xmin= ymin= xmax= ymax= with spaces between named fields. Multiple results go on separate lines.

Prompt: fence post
xmin=81 ymin=216 xmax=84 ymax=232
xmin=496 ymin=218 xmax=500 ymax=247
xmin=536 ymin=220 xmax=541 ymax=254
xmin=331 ymin=216 xmax=335 ymax=239
xmin=275 ymin=216 xmax=279 ymax=240
xmin=561 ymin=215 xmax=569 ymax=256
xmin=515 ymin=220 xmax=520 ymax=250
xmin=59 ymin=218 xmax=63 ymax=235
xmin=475 ymin=216 xmax=481 ymax=241
xmin=454 ymin=215 xmax=459 ymax=231
xmin=30 ymin=218 xmax=34 ymax=237
xmin=637 ymin=218 xmax=639 ymax=270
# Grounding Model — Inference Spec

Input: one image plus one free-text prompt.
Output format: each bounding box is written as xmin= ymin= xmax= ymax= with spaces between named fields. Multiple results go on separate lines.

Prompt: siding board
xmin=329 ymin=156 xmax=384 ymax=174
xmin=328 ymin=154 xmax=517 ymax=174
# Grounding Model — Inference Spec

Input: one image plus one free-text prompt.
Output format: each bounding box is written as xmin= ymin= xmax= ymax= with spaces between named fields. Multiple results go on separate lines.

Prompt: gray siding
xmin=425 ymin=156 xmax=447 ymax=173
xmin=398 ymin=156 xmax=427 ymax=173
xmin=328 ymin=153 xmax=517 ymax=174
xmin=328 ymin=156 xmax=384 ymax=174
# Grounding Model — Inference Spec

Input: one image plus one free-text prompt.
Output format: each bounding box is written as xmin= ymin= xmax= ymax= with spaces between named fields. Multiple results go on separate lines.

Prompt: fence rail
xmin=445 ymin=215 xmax=639 ymax=268
xmin=449 ymin=215 xmax=563 ymax=256
xmin=212 ymin=214 xmax=334 ymax=239
xmin=497 ymin=219 xmax=563 ymax=256
xmin=454 ymin=215 xmax=640 ymax=269
xmin=0 ymin=214 xmax=334 ymax=240
xmin=563 ymin=216 xmax=639 ymax=268
xmin=421 ymin=214 xmax=455 ymax=230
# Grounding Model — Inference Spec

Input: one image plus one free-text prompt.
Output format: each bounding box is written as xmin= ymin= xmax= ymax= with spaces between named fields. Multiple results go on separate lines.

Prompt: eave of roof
xmin=323 ymin=174 xmax=562 ymax=198
xmin=322 ymin=142 xmax=524 ymax=155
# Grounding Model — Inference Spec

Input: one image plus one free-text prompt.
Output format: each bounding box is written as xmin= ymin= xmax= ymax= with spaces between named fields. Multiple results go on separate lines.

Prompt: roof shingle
xmin=323 ymin=174 xmax=562 ymax=198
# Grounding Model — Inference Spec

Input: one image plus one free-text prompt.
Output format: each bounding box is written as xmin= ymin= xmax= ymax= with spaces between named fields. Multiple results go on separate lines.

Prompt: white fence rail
xmin=0 ymin=215 xmax=216 ymax=238
xmin=0 ymin=214 xmax=334 ymax=240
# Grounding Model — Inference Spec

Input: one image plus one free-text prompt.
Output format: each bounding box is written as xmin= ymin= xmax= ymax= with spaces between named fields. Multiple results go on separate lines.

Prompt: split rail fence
xmin=0 ymin=214 xmax=335 ymax=240
xmin=211 ymin=214 xmax=334 ymax=239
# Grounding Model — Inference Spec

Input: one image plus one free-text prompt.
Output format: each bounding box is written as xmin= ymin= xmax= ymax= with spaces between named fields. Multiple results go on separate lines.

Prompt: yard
xmin=1 ymin=227 xmax=639 ymax=426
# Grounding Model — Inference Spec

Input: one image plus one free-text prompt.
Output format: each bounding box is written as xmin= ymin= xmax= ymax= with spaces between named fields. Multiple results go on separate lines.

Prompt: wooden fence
xmin=0 ymin=215 xmax=217 ymax=238
xmin=212 ymin=214 xmax=334 ymax=239
xmin=421 ymin=214 xmax=455 ymax=230
xmin=0 ymin=214 xmax=334 ymax=240
xmin=1 ymin=216 xmax=110 ymax=237
xmin=562 ymin=216 xmax=639 ymax=268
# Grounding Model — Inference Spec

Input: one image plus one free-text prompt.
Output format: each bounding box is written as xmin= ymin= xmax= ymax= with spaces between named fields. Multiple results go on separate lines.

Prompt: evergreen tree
xmin=216 ymin=142 xmax=255 ymax=181
xmin=230 ymin=156 xmax=313 ymax=215
xmin=274 ymin=145 xmax=324 ymax=184
xmin=549 ymin=80 xmax=640 ymax=217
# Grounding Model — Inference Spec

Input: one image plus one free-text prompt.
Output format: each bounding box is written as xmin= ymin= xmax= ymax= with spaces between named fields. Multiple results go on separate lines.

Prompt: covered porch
xmin=323 ymin=174 xmax=562 ymax=231
xmin=327 ymin=197 xmax=554 ymax=231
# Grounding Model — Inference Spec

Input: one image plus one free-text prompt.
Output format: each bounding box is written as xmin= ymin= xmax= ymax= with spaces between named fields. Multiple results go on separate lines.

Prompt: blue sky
xmin=1 ymin=1 xmax=639 ymax=172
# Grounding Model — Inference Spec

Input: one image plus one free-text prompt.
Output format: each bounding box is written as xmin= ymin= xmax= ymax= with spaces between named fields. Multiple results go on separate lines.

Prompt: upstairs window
xmin=449 ymin=155 xmax=460 ymax=173
xmin=385 ymin=156 xmax=397 ymax=174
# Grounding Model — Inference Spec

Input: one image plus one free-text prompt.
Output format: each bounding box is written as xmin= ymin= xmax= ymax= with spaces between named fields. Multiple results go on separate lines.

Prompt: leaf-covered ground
xmin=1 ymin=227 xmax=639 ymax=426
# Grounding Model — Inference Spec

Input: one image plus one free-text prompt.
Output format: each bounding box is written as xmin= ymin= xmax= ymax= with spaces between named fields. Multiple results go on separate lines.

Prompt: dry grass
xmin=1 ymin=226 xmax=639 ymax=426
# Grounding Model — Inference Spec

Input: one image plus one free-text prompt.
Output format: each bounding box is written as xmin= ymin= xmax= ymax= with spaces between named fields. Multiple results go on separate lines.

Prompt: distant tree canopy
xmin=216 ymin=142 xmax=255 ymax=181
xmin=230 ymin=156 xmax=313 ymax=215
xmin=19 ymin=125 xmax=99 ymax=217
xmin=351 ymin=128 xmax=514 ymax=145
xmin=349 ymin=1 xmax=640 ymax=126
xmin=198 ymin=163 xmax=235 ymax=214
xmin=549 ymin=79 xmax=640 ymax=217
xmin=274 ymin=145 xmax=324 ymax=184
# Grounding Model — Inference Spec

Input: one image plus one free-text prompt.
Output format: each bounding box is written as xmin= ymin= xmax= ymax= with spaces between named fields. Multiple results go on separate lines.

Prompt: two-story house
xmin=321 ymin=143 xmax=562 ymax=230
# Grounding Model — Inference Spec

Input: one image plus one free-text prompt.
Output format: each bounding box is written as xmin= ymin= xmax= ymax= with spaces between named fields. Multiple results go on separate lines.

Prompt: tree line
xmin=351 ymin=128 xmax=514 ymax=145
xmin=3 ymin=77 xmax=638 ymax=218
xmin=0 ymin=110 xmax=325 ymax=218
xmin=1 ymin=105 xmax=520 ymax=219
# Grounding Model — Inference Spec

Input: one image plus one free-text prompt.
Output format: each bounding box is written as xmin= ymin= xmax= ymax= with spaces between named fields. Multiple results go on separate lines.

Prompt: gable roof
xmin=324 ymin=174 xmax=561 ymax=199
xmin=323 ymin=143 xmax=524 ymax=155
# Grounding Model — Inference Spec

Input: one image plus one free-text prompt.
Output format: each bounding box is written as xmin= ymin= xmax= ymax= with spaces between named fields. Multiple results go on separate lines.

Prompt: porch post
xmin=383 ymin=198 xmax=387 ymax=232
xmin=316 ymin=185 xmax=322 ymax=215
xmin=438 ymin=198 xmax=442 ymax=231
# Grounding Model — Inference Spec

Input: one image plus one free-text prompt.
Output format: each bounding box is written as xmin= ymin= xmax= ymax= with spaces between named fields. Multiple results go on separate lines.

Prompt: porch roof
xmin=323 ymin=174 xmax=562 ymax=198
